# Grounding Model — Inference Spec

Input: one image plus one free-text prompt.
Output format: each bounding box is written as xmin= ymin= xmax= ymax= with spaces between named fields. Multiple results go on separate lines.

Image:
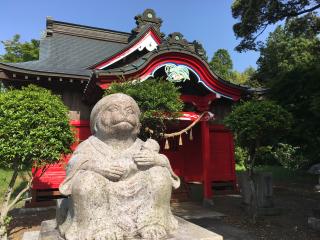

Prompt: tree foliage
xmin=0 ymin=85 xmax=74 ymax=239
xmin=257 ymin=15 xmax=320 ymax=165
xmin=272 ymin=143 xmax=308 ymax=170
xmin=209 ymin=49 xmax=234 ymax=80
xmin=257 ymin=14 xmax=320 ymax=81
xmin=209 ymin=49 xmax=260 ymax=87
xmin=232 ymin=66 xmax=261 ymax=87
xmin=105 ymin=79 xmax=183 ymax=140
xmin=0 ymin=34 xmax=39 ymax=63
xmin=0 ymin=85 xmax=74 ymax=169
xmin=232 ymin=66 xmax=255 ymax=84
xmin=224 ymin=100 xmax=292 ymax=172
xmin=268 ymin=65 xmax=320 ymax=163
xmin=232 ymin=0 xmax=320 ymax=51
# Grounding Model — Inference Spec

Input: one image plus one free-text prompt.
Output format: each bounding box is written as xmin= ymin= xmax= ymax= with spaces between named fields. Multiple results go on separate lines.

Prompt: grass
xmin=236 ymin=164 xmax=317 ymax=185
xmin=255 ymin=165 xmax=317 ymax=184
xmin=0 ymin=168 xmax=28 ymax=207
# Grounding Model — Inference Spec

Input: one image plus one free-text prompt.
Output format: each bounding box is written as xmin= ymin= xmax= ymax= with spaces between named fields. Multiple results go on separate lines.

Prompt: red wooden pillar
xmin=201 ymin=120 xmax=212 ymax=201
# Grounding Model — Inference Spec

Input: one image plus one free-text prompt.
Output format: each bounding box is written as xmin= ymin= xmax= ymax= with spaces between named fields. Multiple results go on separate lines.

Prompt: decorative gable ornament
xmin=137 ymin=34 xmax=158 ymax=52
xmin=96 ymin=30 xmax=160 ymax=70
xmin=132 ymin=9 xmax=164 ymax=37
xmin=165 ymin=63 xmax=190 ymax=82
xmin=166 ymin=32 xmax=189 ymax=47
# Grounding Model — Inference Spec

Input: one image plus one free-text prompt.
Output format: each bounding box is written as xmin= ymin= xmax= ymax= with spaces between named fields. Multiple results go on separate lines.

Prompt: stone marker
xmin=237 ymin=171 xmax=280 ymax=215
xmin=46 ymin=93 xmax=222 ymax=240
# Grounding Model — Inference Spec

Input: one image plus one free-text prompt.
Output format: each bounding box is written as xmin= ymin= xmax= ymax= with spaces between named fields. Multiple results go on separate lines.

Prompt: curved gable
xmin=93 ymin=50 xmax=246 ymax=101
xmin=91 ymin=27 xmax=162 ymax=70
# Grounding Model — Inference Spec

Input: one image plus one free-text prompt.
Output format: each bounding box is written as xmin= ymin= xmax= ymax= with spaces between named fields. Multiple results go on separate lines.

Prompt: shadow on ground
xmin=172 ymin=201 xmax=255 ymax=240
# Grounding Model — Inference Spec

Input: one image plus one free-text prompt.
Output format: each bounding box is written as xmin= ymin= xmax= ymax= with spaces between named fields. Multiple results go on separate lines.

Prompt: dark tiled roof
xmin=1 ymin=33 xmax=127 ymax=77
xmin=0 ymin=12 xmax=262 ymax=95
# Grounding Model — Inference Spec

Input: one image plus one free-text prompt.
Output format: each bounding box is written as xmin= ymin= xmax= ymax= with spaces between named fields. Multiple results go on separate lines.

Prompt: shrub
xmin=272 ymin=143 xmax=308 ymax=170
xmin=255 ymin=146 xmax=278 ymax=166
xmin=224 ymin=100 xmax=292 ymax=174
xmin=235 ymin=146 xmax=248 ymax=168
xmin=0 ymin=85 xmax=74 ymax=239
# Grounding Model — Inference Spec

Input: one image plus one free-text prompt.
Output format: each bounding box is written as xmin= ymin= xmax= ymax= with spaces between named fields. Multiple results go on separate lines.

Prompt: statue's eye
xmin=126 ymin=107 xmax=134 ymax=114
xmin=108 ymin=105 xmax=119 ymax=112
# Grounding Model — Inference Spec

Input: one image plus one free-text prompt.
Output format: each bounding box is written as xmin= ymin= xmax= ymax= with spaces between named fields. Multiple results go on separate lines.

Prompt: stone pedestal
xmin=38 ymin=217 xmax=223 ymax=240
xmin=237 ymin=172 xmax=273 ymax=207
xmin=237 ymin=172 xmax=279 ymax=215
xmin=308 ymin=208 xmax=320 ymax=231
xmin=308 ymin=217 xmax=320 ymax=231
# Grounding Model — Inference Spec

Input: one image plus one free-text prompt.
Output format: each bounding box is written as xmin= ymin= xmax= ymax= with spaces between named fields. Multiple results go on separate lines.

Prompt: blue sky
xmin=0 ymin=0 xmax=275 ymax=72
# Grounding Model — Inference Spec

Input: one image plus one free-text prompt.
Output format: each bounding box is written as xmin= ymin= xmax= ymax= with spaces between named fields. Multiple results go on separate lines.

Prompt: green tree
xmin=0 ymin=34 xmax=39 ymax=63
xmin=232 ymin=67 xmax=254 ymax=85
xmin=269 ymin=65 xmax=320 ymax=163
xmin=257 ymin=15 xmax=320 ymax=164
xmin=209 ymin=49 xmax=234 ymax=80
xmin=209 ymin=50 xmax=260 ymax=87
xmin=232 ymin=0 xmax=320 ymax=51
xmin=105 ymin=79 xmax=183 ymax=140
xmin=0 ymin=85 xmax=74 ymax=240
xmin=257 ymin=14 xmax=320 ymax=81
xmin=232 ymin=66 xmax=261 ymax=87
xmin=224 ymin=100 xmax=292 ymax=221
xmin=224 ymin=100 xmax=292 ymax=175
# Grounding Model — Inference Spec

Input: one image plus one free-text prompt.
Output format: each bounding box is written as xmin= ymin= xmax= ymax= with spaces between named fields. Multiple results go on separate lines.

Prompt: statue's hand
xmin=134 ymin=150 xmax=167 ymax=167
xmin=99 ymin=165 xmax=126 ymax=181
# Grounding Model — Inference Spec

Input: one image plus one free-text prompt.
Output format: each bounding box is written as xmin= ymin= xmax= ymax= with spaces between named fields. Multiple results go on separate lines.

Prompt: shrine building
xmin=0 ymin=9 xmax=256 ymax=205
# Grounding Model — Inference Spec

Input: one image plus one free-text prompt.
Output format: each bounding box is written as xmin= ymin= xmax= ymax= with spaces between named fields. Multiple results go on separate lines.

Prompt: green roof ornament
xmin=165 ymin=63 xmax=190 ymax=82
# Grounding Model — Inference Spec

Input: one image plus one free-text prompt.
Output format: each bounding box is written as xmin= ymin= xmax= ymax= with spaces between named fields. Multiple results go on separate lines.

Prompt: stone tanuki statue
xmin=57 ymin=93 xmax=180 ymax=240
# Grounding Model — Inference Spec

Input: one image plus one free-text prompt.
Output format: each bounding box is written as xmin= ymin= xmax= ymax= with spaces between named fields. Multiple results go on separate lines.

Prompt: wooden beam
xmin=0 ymin=71 xmax=9 ymax=80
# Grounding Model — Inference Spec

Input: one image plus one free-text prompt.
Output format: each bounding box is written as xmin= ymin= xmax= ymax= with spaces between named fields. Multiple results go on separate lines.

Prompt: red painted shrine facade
xmin=0 ymin=9 xmax=254 ymax=203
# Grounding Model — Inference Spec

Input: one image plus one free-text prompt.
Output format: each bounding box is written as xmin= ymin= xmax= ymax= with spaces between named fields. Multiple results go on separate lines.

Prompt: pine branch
xmin=292 ymin=4 xmax=320 ymax=17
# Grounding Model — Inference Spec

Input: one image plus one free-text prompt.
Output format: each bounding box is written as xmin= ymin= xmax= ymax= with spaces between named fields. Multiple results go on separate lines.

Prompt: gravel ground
xmin=209 ymin=183 xmax=320 ymax=240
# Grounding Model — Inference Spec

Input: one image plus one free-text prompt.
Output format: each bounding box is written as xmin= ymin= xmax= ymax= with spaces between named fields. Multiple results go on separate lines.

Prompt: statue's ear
xmin=93 ymin=121 xmax=98 ymax=134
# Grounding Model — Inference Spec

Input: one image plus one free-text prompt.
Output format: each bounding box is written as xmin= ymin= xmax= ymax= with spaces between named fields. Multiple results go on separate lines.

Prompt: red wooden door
xmin=209 ymin=124 xmax=236 ymax=183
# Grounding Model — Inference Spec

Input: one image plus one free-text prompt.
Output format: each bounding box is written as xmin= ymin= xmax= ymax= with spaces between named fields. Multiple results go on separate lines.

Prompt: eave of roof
xmin=0 ymin=25 xmax=128 ymax=78
xmin=0 ymin=62 xmax=90 ymax=79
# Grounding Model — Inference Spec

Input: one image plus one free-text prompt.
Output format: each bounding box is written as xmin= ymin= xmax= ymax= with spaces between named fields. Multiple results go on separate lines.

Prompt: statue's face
xmin=98 ymin=98 xmax=140 ymax=137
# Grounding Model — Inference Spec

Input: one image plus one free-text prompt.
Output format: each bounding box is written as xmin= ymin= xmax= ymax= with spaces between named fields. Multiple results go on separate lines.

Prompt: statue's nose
xmin=119 ymin=108 xmax=129 ymax=117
